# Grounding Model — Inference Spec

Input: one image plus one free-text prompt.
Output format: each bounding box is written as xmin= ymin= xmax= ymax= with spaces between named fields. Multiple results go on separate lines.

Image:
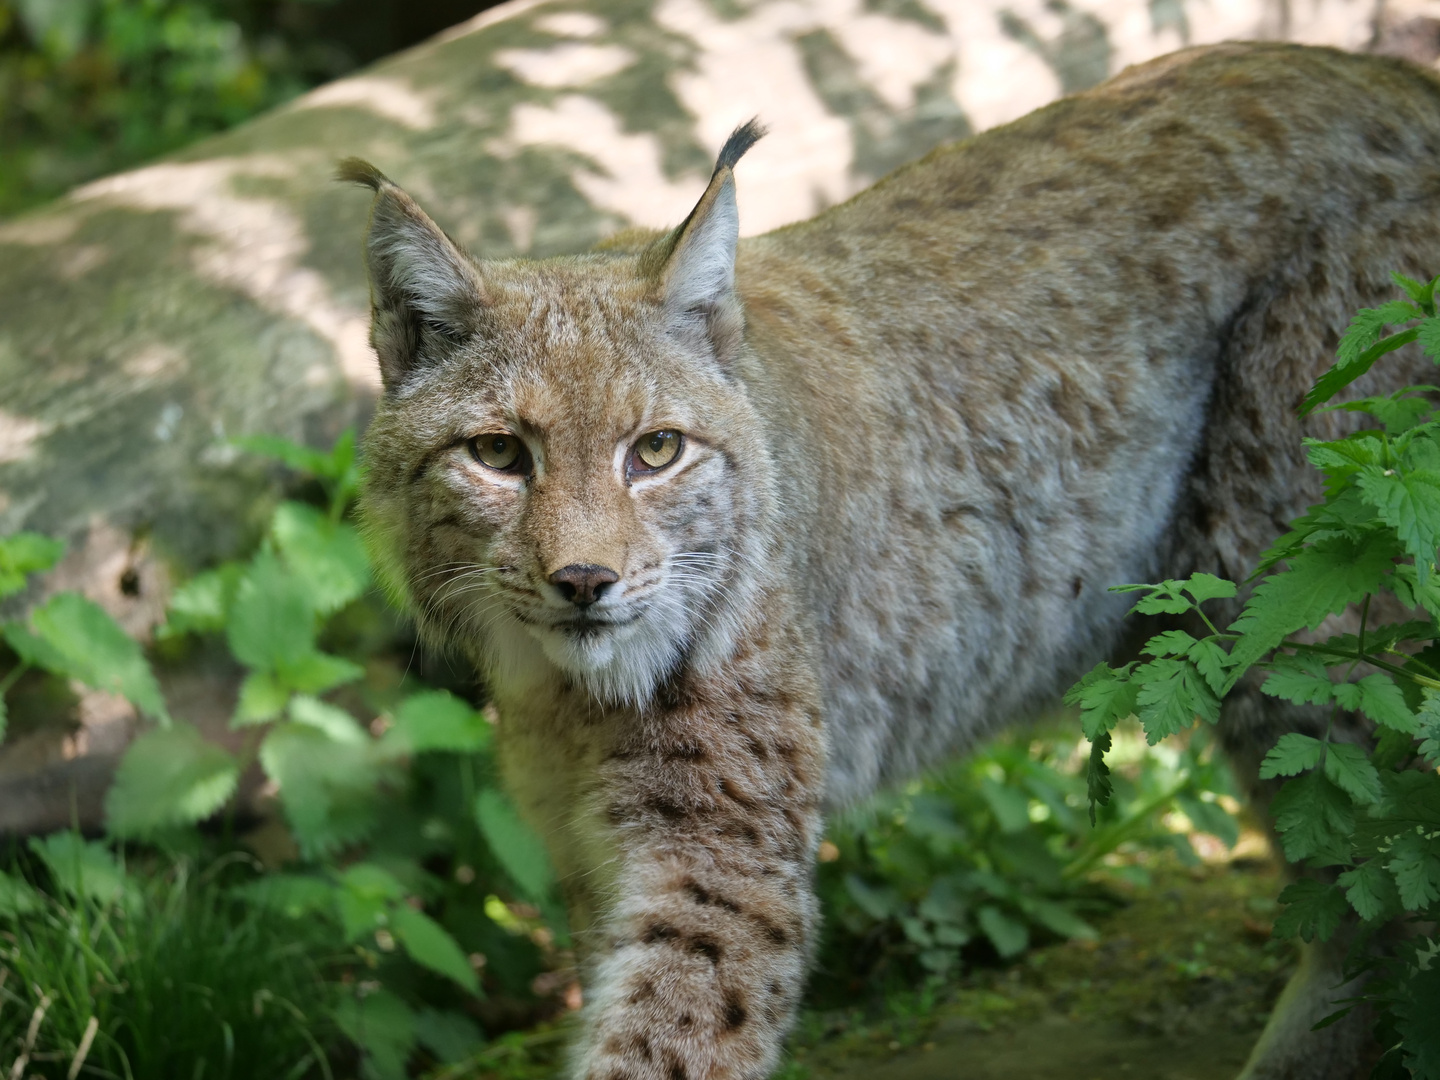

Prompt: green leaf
xmin=976 ymin=905 xmax=1028 ymax=958
xmin=29 ymin=833 xmax=129 ymax=904
xmin=1270 ymin=772 xmax=1355 ymax=862
xmin=275 ymin=651 xmax=365 ymax=694
xmin=1387 ymin=829 xmax=1440 ymax=910
xmin=1258 ymin=733 xmax=1324 ymax=779
xmin=1331 ymin=674 xmax=1416 ymax=734
xmin=1327 ymin=388 xmax=1438 ymax=435
xmin=1085 ymin=731 xmax=1112 ymax=825
xmin=271 ymin=502 xmax=370 ymax=615
xmin=381 ymin=690 xmax=492 ymax=755
xmin=289 ymin=694 xmax=367 ymax=744
xmin=474 ymin=788 xmax=555 ymax=904
xmin=233 ymin=874 xmax=338 ymax=919
xmin=0 ymin=532 xmax=64 ymax=598
xmin=1323 ymin=742 xmax=1382 ymax=805
xmin=157 ymin=563 xmax=242 ymax=639
xmin=1302 ymin=326 xmax=1421 ymax=416
xmin=3 ymin=621 xmax=68 ymax=673
xmin=1022 ymin=898 xmax=1096 ymax=941
xmin=337 ymin=863 xmax=407 ymax=940
xmin=1187 ymin=639 xmax=1233 ymax=695
xmin=334 ymin=988 xmax=415 ymax=1080
xmin=25 ymin=593 xmax=169 ymax=722
xmin=233 ymin=669 xmax=290 ymax=725
xmin=1273 ymin=879 xmax=1348 ymax=942
xmin=1420 ymin=692 xmax=1440 ymax=768
xmin=1225 ymin=532 xmax=1400 ymax=686
xmin=1337 ymin=860 xmax=1401 ymax=922
xmin=0 ymin=693 xmax=7 ymax=746
xmin=843 ymin=874 xmax=900 ymax=921
xmin=1132 ymin=658 xmax=1220 ymax=743
xmin=232 ymin=433 xmax=335 ymax=479
xmin=1356 ymin=466 xmax=1440 ymax=584
xmin=1181 ymin=573 xmax=1237 ymax=604
xmin=979 ymin=777 xmax=1031 ymax=834
xmin=1392 ymin=957 xmax=1440 ymax=1080
xmin=1062 ymin=664 xmax=1137 ymax=740
xmin=226 ymin=550 xmax=315 ymax=671
xmin=260 ymin=723 xmax=391 ymax=859
xmin=1261 ymin=654 xmax=1335 ymax=706
xmin=1390 ymin=271 xmax=1438 ymax=312
xmin=413 ymin=1009 xmax=485 ymax=1065
xmin=0 ymin=870 xmax=39 ymax=917
xmin=1420 ymin=315 xmax=1440 ymax=360
xmin=391 ymin=905 xmax=480 ymax=994
xmin=1142 ymin=630 xmax=1197 ymax=657
xmin=105 ymin=724 xmax=239 ymax=836
xmin=1129 ymin=581 xmax=1192 ymax=616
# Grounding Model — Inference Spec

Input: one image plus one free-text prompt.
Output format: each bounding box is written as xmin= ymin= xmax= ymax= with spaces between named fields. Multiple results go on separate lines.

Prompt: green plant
xmin=1068 ymin=272 xmax=1440 ymax=1078
xmin=0 ymin=835 xmax=336 ymax=1079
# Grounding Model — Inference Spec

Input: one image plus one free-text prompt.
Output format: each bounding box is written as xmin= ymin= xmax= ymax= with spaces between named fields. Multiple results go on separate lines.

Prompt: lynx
xmin=348 ymin=42 xmax=1440 ymax=1080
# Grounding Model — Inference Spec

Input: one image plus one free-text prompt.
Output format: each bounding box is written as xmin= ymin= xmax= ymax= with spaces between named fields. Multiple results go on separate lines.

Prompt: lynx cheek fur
xmin=350 ymin=43 xmax=1440 ymax=1080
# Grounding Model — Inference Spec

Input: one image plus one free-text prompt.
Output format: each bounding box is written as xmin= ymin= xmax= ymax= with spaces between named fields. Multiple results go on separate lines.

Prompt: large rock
xmin=0 ymin=0 xmax=1425 ymax=831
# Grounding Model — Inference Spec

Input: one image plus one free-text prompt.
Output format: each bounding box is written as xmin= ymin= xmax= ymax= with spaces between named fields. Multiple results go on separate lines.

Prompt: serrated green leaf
xmin=1337 ymin=860 xmax=1401 ymax=922
xmin=275 ymin=651 xmax=365 ymax=694
xmin=232 ymin=433 xmax=335 ymax=478
xmin=1392 ymin=955 xmax=1440 ymax=1079
xmin=227 ymin=550 xmax=315 ymax=671
xmin=1326 ymin=389 xmax=1437 ymax=435
xmin=1142 ymin=630 xmax=1197 ymax=657
xmin=1303 ymin=327 xmax=1420 ymax=416
xmin=1332 ymin=674 xmax=1416 ymax=733
xmin=1420 ymin=692 xmax=1440 ymax=768
xmin=474 ymin=788 xmax=554 ymax=904
xmin=1181 ymin=573 xmax=1238 ymax=604
xmin=26 ymin=593 xmax=169 ymax=722
xmin=105 ymin=723 xmax=239 ymax=835
xmin=1271 ymin=772 xmax=1355 ymax=862
xmin=1323 ymin=742 xmax=1382 ymax=805
xmin=381 ymin=690 xmax=492 ymax=756
xmin=0 ymin=870 xmax=39 ymax=917
xmin=260 ymin=723 xmax=391 ymax=859
xmin=0 ymin=532 xmax=64 ymax=598
xmin=289 ymin=695 xmax=367 ymax=744
xmin=1306 ymin=435 xmax=1385 ymax=475
xmin=1187 ymin=639 xmax=1233 ymax=695
xmin=1274 ymin=879 xmax=1349 ymax=942
xmin=1132 ymin=658 xmax=1220 ymax=743
xmin=413 ymin=1009 xmax=484 ymax=1066
xmin=233 ymin=669 xmax=289 ymax=726
xmin=1337 ymin=308 xmax=1398 ymax=368
xmin=1390 ymin=271 xmax=1437 ymax=311
xmin=391 ymin=905 xmax=480 ymax=994
xmin=29 ymin=833 xmax=129 ymax=904
xmin=1387 ymin=829 xmax=1440 ymax=910
xmin=1226 ymin=532 xmax=1400 ymax=687
xmin=1261 ymin=654 xmax=1335 ymax=706
xmin=1356 ymin=466 xmax=1440 ymax=584
xmin=1062 ymin=664 xmax=1138 ymax=740
xmin=1420 ymin=315 xmax=1440 ymax=361
xmin=1176 ymin=792 xmax=1240 ymax=848
xmin=1259 ymin=733 xmax=1324 ymax=779
xmin=271 ymin=502 xmax=370 ymax=615
xmin=157 ymin=563 xmax=242 ymax=639
xmin=2 ymin=620 xmax=67 ymax=672
xmin=1130 ymin=581 xmax=1192 ymax=616
xmin=233 ymin=874 xmax=338 ymax=919
xmin=334 ymin=988 xmax=415 ymax=1080
xmin=976 ymin=905 xmax=1028 ymax=958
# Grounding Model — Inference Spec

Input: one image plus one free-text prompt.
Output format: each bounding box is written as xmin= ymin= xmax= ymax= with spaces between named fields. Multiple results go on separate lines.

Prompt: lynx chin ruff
xmin=349 ymin=42 xmax=1440 ymax=1080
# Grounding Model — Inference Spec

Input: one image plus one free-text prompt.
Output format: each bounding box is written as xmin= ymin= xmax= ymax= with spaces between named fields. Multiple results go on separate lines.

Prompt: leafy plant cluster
xmin=0 ymin=434 xmax=562 ymax=1079
xmin=1066 ymin=272 xmax=1440 ymax=1079
xmin=813 ymin=721 xmax=1239 ymax=992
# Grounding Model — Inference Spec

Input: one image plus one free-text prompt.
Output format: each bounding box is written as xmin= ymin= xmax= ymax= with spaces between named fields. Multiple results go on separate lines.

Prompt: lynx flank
xmin=349 ymin=43 xmax=1440 ymax=1080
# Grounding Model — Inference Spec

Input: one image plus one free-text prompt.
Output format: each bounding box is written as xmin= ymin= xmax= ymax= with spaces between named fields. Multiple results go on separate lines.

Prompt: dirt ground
xmin=790 ymin=855 xmax=1296 ymax=1080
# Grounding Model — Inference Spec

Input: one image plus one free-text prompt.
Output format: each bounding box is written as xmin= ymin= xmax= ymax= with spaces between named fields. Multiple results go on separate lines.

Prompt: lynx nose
xmin=548 ymin=564 xmax=620 ymax=607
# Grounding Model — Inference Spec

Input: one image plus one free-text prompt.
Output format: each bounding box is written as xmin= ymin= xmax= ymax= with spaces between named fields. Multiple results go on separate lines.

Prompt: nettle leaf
xmin=29 ymin=833 xmax=130 ymax=905
xmin=1331 ymin=674 xmax=1416 ymax=734
xmin=1226 ymin=532 xmax=1400 ymax=686
xmin=1132 ymin=658 xmax=1220 ymax=743
xmin=0 ymin=870 xmax=40 ymax=917
xmin=1387 ymin=829 xmax=1440 ymax=910
xmin=234 ymin=874 xmax=338 ymax=919
xmin=1271 ymin=772 xmax=1355 ymax=862
xmin=1338 ymin=307 xmax=1405 ymax=368
xmin=1259 ymin=733 xmax=1324 ymax=779
xmin=1085 ymin=730 xmax=1113 ymax=824
xmin=276 ymin=651 xmax=365 ymax=695
xmin=1419 ymin=692 xmax=1440 ymax=768
xmin=1261 ymin=654 xmax=1335 ymax=706
xmin=474 ymin=788 xmax=555 ymax=904
xmin=1356 ymin=466 xmax=1440 ymax=584
xmin=226 ymin=550 xmax=315 ymax=670
xmin=391 ymin=905 xmax=480 ymax=994
xmin=1337 ymin=860 xmax=1402 ymax=923
xmin=105 ymin=723 xmax=239 ymax=835
xmin=976 ymin=905 xmax=1029 ymax=958
xmin=260 ymin=722 xmax=392 ymax=859
xmin=1306 ymin=435 xmax=1385 ymax=477
xmin=1182 ymin=573 xmax=1237 ymax=605
xmin=233 ymin=670 xmax=290 ymax=725
xmin=1390 ymin=271 xmax=1439 ymax=312
xmin=157 ymin=563 xmax=242 ymax=640
xmin=334 ymin=987 xmax=415 ymax=1080
xmin=233 ymin=433 xmax=335 ymax=480
xmin=0 ymin=532 xmax=64 ymax=598
xmin=1420 ymin=314 xmax=1440 ymax=360
xmin=1303 ymin=327 xmax=1421 ymax=416
xmin=1323 ymin=742 xmax=1383 ymax=805
xmin=1274 ymin=879 xmax=1349 ymax=943
xmin=1142 ymin=630 xmax=1197 ymax=657
xmin=1062 ymin=663 xmax=1138 ymax=740
xmin=289 ymin=694 xmax=367 ymax=744
xmin=271 ymin=502 xmax=370 ymax=615
xmin=1392 ymin=955 xmax=1440 ymax=1080
xmin=1328 ymin=388 xmax=1438 ymax=435
xmin=843 ymin=874 xmax=900 ymax=921
xmin=382 ymin=690 xmax=492 ymax=755
xmin=26 ymin=593 xmax=169 ymax=722
xmin=1188 ymin=639 xmax=1233 ymax=695
xmin=1392 ymin=562 xmax=1440 ymax=623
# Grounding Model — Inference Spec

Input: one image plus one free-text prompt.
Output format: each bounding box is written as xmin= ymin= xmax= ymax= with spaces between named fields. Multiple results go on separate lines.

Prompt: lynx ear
xmin=647 ymin=120 xmax=765 ymax=359
xmin=338 ymin=158 xmax=485 ymax=390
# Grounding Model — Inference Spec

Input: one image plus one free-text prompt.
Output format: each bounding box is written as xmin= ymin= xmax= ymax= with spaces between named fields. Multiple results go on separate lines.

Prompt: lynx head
xmin=348 ymin=123 xmax=773 ymax=706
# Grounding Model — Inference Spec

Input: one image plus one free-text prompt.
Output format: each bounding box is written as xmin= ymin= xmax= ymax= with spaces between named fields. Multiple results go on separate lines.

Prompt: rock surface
xmin=0 ymin=0 xmax=1425 ymax=831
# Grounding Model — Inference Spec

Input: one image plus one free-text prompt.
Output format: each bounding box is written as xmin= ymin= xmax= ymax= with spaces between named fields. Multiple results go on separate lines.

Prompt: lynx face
xmin=354 ymin=157 xmax=772 ymax=704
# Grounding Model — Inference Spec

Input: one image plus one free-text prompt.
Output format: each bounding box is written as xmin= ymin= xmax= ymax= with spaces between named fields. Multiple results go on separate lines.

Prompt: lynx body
xmin=352 ymin=43 xmax=1440 ymax=1080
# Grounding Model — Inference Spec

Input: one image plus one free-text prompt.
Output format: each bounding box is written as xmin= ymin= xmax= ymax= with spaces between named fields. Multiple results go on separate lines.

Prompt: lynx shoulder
xmin=350 ymin=43 xmax=1440 ymax=1080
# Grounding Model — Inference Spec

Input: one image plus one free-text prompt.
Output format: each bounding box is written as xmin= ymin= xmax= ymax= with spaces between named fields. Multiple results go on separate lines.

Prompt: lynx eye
xmin=631 ymin=430 xmax=683 ymax=473
xmin=470 ymin=433 xmax=526 ymax=473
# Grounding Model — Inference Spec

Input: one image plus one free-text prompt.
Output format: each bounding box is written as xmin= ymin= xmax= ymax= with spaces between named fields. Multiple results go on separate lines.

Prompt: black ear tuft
xmin=336 ymin=157 xmax=392 ymax=191
xmin=713 ymin=119 xmax=767 ymax=177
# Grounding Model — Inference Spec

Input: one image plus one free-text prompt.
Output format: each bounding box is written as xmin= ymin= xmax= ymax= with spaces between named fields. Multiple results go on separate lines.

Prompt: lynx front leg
xmin=571 ymin=678 xmax=825 ymax=1080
